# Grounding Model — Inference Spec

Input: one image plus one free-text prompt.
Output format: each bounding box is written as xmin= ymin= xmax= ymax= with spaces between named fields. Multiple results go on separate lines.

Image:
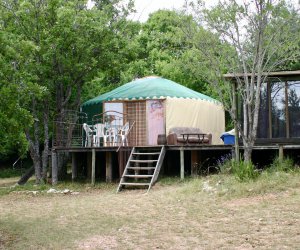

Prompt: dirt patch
xmin=223 ymin=191 xmax=290 ymax=208
xmin=76 ymin=235 xmax=118 ymax=250
xmin=0 ymin=230 xmax=16 ymax=250
xmin=1 ymin=175 xmax=300 ymax=249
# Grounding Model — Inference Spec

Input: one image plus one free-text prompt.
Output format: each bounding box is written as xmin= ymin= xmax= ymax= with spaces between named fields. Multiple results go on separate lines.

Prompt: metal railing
xmin=52 ymin=110 xmax=135 ymax=148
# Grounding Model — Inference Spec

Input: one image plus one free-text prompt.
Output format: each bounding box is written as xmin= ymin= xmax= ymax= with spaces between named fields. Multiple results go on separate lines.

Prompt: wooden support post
xmin=51 ymin=151 xmax=58 ymax=185
xmin=87 ymin=152 xmax=92 ymax=179
xmin=180 ymin=148 xmax=184 ymax=179
xmin=72 ymin=152 xmax=78 ymax=181
xmin=279 ymin=145 xmax=284 ymax=161
xmin=91 ymin=149 xmax=96 ymax=185
xmin=191 ymin=151 xmax=198 ymax=177
xmin=106 ymin=151 xmax=112 ymax=182
xmin=118 ymin=150 xmax=124 ymax=178
xmin=167 ymin=151 xmax=172 ymax=174
xmin=233 ymin=81 xmax=240 ymax=162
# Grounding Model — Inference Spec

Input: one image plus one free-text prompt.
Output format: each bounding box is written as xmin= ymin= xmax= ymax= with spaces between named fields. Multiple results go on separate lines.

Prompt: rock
xmin=62 ymin=189 xmax=71 ymax=194
xmin=47 ymin=188 xmax=58 ymax=194
xmin=202 ymin=181 xmax=216 ymax=193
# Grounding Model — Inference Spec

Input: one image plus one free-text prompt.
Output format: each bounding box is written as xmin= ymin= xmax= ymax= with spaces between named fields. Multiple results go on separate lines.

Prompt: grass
xmin=0 ymin=169 xmax=300 ymax=249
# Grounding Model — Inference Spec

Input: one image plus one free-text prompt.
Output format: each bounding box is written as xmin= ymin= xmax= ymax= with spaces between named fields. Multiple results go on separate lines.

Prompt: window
xmin=257 ymin=81 xmax=300 ymax=139
xmin=271 ymin=82 xmax=286 ymax=138
xmin=288 ymin=82 xmax=300 ymax=137
xmin=257 ymin=84 xmax=269 ymax=138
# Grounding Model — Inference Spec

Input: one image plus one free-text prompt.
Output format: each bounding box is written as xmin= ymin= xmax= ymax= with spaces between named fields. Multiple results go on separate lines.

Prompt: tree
xmin=0 ymin=29 xmax=41 ymax=161
xmin=0 ymin=0 xmax=133 ymax=183
xmin=185 ymin=0 xmax=300 ymax=162
xmin=121 ymin=10 xmax=210 ymax=95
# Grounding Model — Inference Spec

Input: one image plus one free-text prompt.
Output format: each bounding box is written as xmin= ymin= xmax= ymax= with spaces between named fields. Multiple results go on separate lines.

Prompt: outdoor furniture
xmin=104 ymin=127 xmax=117 ymax=146
xmin=83 ymin=123 xmax=95 ymax=147
xmin=167 ymin=127 xmax=212 ymax=145
xmin=181 ymin=133 xmax=207 ymax=144
xmin=118 ymin=122 xmax=130 ymax=146
xmin=94 ymin=123 xmax=107 ymax=147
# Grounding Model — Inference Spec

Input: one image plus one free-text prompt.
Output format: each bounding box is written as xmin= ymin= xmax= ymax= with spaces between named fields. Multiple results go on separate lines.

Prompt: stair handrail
xmin=148 ymin=146 xmax=166 ymax=192
xmin=117 ymin=147 xmax=136 ymax=192
xmin=13 ymin=156 xmax=22 ymax=169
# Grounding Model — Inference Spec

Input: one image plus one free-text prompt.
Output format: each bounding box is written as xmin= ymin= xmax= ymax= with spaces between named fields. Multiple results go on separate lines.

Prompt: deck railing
xmin=52 ymin=110 xmax=135 ymax=148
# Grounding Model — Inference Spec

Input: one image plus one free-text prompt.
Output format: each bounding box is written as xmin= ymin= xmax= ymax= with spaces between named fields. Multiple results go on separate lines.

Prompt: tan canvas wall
xmin=165 ymin=98 xmax=225 ymax=144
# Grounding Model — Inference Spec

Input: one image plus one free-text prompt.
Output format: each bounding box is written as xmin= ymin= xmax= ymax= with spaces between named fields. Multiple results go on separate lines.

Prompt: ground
xmin=0 ymin=173 xmax=300 ymax=249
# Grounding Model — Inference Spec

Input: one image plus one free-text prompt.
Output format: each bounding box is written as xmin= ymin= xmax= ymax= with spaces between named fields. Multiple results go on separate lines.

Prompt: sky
xmin=128 ymin=0 xmax=300 ymax=22
xmin=88 ymin=0 xmax=299 ymax=22
xmin=128 ymin=0 xmax=187 ymax=22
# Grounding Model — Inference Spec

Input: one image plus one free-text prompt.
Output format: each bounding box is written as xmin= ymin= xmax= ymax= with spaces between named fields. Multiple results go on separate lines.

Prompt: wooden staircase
xmin=117 ymin=146 xmax=166 ymax=192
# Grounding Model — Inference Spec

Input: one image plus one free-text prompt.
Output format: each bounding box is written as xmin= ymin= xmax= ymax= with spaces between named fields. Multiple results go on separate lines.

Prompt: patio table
xmin=181 ymin=133 xmax=207 ymax=144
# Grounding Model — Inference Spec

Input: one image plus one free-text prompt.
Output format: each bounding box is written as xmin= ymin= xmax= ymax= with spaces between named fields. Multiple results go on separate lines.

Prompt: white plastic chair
xmin=83 ymin=123 xmax=94 ymax=147
xmin=94 ymin=123 xmax=107 ymax=147
xmin=105 ymin=127 xmax=118 ymax=146
xmin=118 ymin=122 xmax=130 ymax=146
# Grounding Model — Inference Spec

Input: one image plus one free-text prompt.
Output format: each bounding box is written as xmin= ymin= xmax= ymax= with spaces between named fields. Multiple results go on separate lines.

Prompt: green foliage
xmin=219 ymin=159 xmax=259 ymax=182
xmin=268 ymin=157 xmax=298 ymax=173
xmin=0 ymin=0 xmax=135 ymax=175
xmin=0 ymin=30 xmax=38 ymax=159
xmin=232 ymin=160 xmax=259 ymax=181
xmin=120 ymin=10 xmax=212 ymax=97
xmin=0 ymin=168 xmax=24 ymax=178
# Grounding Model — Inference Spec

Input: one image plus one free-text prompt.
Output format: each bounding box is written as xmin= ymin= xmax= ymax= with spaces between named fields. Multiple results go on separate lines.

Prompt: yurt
xmin=81 ymin=76 xmax=225 ymax=145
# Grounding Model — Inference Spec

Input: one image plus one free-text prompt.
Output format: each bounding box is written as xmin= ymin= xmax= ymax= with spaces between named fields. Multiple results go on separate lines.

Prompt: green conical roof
xmin=82 ymin=76 xmax=220 ymax=108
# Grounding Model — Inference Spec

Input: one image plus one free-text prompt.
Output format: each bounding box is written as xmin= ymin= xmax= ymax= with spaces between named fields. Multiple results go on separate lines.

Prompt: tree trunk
xmin=17 ymin=166 xmax=35 ymax=185
xmin=42 ymin=100 xmax=49 ymax=181
xmin=57 ymin=152 xmax=69 ymax=180
xmin=33 ymin=154 xmax=42 ymax=183
xmin=243 ymin=147 xmax=252 ymax=163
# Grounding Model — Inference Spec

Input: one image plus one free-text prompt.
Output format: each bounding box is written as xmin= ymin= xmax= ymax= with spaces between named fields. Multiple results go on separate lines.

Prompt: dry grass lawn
xmin=0 ymin=172 xmax=300 ymax=249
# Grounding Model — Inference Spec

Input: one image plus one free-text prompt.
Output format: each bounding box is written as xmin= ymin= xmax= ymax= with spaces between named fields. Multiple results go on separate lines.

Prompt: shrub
xmin=216 ymin=154 xmax=233 ymax=175
xmin=269 ymin=157 xmax=297 ymax=172
xmin=219 ymin=159 xmax=259 ymax=182
xmin=0 ymin=168 xmax=23 ymax=178
xmin=231 ymin=160 xmax=259 ymax=181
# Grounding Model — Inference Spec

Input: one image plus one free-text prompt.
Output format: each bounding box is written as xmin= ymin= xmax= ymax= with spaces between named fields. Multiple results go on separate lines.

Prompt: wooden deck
xmin=51 ymin=143 xmax=300 ymax=185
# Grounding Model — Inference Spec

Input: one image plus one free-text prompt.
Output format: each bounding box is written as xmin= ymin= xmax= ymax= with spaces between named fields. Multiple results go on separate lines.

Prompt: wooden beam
xmin=180 ymin=148 xmax=184 ymax=179
xmin=106 ymin=151 xmax=112 ymax=182
xmin=191 ymin=151 xmax=198 ymax=177
xmin=87 ymin=152 xmax=92 ymax=179
xmin=279 ymin=145 xmax=284 ymax=161
xmin=233 ymin=81 xmax=240 ymax=162
xmin=72 ymin=152 xmax=78 ymax=181
xmin=91 ymin=149 xmax=96 ymax=185
xmin=51 ymin=151 xmax=58 ymax=185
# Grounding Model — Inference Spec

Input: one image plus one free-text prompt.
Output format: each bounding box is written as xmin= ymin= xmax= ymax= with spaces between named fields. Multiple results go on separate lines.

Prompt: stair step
xmin=133 ymin=152 xmax=160 ymax=155
xmin=121 ymin=182 xmax=150 ymax=186
xmin=127 ymin=167 xmax=156 ymax=170
xmin=130 ymin=159 xmax=158 ymax=163
xmin=124 ymin=174 xmax=153 ymax=178
xmin=117 ymin=146 xmax=166 ymax=193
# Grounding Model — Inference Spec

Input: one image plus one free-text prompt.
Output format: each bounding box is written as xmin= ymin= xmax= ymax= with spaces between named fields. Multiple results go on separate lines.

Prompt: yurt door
xmin=146 ymin=100 xmax=165 ymax=145
xmin=125 ymin=101 xmax=147 ymax=146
